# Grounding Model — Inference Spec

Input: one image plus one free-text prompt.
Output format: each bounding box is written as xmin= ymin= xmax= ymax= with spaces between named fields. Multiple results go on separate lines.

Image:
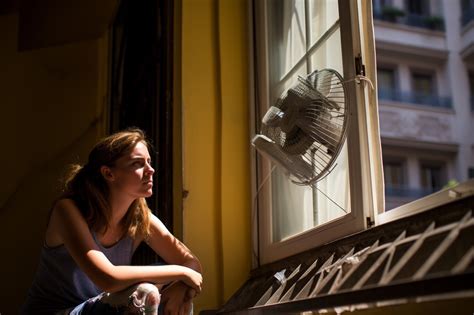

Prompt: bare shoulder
xmin=149 ymin=213 xmax=172 ymax=237
xmin=45 ymin=198 xmax=86 ymax=247
xmin=51 ymin=198 xmax=85 ymax=223
xmin=131 ymin=213 xmax=169 ymax=251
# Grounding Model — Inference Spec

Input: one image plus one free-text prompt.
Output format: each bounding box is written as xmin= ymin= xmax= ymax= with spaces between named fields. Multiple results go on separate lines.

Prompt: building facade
xmin=373 ymin=0 xmax=474 ymax=209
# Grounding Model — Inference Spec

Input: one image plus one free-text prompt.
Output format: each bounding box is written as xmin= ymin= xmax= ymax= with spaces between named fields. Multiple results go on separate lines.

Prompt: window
xmin=420 ymin=162 xmax=445 ymax=193
xmin=266 ymin=0 xmax=348 ymax=243
xmin=462 ymin=0 xmax=474 ymax=12
xmin=469 ymin=167 xmax=474 ymax=179
xmin=406 ymin=0 xmax=429 ymax=16
xmin=412 ymin=72 xmax=434 ymax=95
xmin=411 ymin=71 xmax=436 ymax=105
xmin=373 ymin=0 xmax=392 ymax=13
xmin=377 ymin=66 xmax=397 ymax=101
xmin=462 ymin=0 xmax=474 ymax=25
xmin=383 ymin=159 xmax=406 ymax=191
xmin=253 ymin=0 xmax=381 ymax=264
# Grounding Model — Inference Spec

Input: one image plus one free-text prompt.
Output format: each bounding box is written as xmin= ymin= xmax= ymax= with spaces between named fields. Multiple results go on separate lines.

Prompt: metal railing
xmin=405 ymin=14 xmax=445 ymax=31
xmin=385 ymin=186 xmax=440 ymax=198
xmin=378 ymin=88 xmax=452 ymax=109
xmin=373 ymin=9 xmax=445 ymax=31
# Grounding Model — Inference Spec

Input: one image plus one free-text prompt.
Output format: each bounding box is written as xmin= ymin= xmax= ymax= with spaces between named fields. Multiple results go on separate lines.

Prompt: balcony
xmin=374 ymin=7 xmax=445 ymax=32
xmin=374 ymin=12 xmax=447 ymax=61
xmin=385 ymin=186 xmax=440 ymax=199
xmin=378 ymin=88 xmax=452 ymax=109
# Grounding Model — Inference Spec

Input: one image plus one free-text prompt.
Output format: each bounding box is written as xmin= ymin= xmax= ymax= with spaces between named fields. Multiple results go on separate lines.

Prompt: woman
xmin=21 ymin=128 xmax=202 ymax=315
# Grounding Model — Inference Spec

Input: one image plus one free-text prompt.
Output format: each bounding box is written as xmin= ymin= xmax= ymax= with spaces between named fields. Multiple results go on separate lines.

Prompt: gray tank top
xmin=21 ymin=231 xmax=134 ymax=314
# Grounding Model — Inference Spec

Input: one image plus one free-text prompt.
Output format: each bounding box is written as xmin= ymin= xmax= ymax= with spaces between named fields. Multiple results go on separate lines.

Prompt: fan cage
xmin=254 ymin=68 xmax=350 ymax=185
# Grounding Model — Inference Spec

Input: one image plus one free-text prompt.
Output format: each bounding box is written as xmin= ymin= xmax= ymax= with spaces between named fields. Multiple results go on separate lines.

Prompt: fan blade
xmin=280 ymin=127 xmax=314 ymax=156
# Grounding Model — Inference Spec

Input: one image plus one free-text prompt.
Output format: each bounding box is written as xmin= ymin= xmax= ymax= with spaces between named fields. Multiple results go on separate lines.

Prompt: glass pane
xmin=313 ymin=142 xmax=350 ymax=226
xmin=421 ymin=164 xmax=443 ymax=190
xmin=268 ymin=2 xmax=348 ymax=242
xmin=309 ymin=0 xmax=339 ymax=46
xmin=272 ymin=167 xmax=315 ymax=241
xmin=270 ymin=63 xmax=308 ymax=105
xmin=407 ymin=0 xmax=429 ymax=16
xmin=412 ymin=73 xmax=434 ymax=95
xmin=378 ymin=68 xmax=395 ymax=90
xmin=310 ymin=27 xmax=343 ymax=74
xmin=267 ymin=0 xmax=307 ymax=81
xmin=384 ymin=161 xmax=404 ymax=187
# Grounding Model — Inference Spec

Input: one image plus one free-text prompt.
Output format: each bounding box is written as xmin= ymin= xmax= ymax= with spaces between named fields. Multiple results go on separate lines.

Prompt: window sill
xmin=218 ymin=190 xmax=474 ymax=314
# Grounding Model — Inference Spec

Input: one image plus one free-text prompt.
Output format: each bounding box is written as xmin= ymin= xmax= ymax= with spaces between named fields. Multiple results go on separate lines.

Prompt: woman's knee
xmin=140 ymin=282 xmax=160 ymax=306
xmin=131 ymin=282 xmax=161 ymax=307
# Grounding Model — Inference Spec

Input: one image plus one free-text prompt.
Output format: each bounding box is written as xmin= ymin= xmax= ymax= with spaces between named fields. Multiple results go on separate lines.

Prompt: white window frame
xmin=377 ymin=178 xmax=474 ymax=225
xmin=251 ymin=0 xmax=382 ymax=265
xmin=377 ymin=144 xmax=474 ymax=225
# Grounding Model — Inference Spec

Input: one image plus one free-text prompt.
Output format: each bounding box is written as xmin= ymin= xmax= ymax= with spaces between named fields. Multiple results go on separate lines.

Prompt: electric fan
xmin=252 ymin=68 xmax=349 ymax=185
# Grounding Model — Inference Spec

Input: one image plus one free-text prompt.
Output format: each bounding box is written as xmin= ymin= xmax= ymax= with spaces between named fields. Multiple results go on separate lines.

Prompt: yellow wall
xmin=0 ymin=13 xmax=107 ymax=314
xmin=0 ymin=0 xmax=251 ymax=313
xmin=181 ymin=0 xmax=251 ymax=311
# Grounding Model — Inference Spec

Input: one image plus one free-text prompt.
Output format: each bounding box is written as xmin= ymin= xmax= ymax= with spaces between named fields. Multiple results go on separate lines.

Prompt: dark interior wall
xmin=0 ymin=12 xmax=108 ymax=313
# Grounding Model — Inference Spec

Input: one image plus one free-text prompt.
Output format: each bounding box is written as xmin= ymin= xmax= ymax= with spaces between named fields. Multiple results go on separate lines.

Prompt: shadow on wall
xmin=0 ymin=121 xmax=100 ymax=312
xmin=0 ymin=12 xmax=107 ymax=314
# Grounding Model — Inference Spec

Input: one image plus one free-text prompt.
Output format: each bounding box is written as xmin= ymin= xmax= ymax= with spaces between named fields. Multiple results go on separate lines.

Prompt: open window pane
xmin=266 ymin=0 xmax=349 ymax=243
xmin=308 ymin=0 xmax=339 ymax=46
xmin=267 ymin=0 xmax=306 ymax=82
xmin=309 ymin=27 xmax=342 ymax=72
xmin=254 ymin=0 xmax=377 ymax=264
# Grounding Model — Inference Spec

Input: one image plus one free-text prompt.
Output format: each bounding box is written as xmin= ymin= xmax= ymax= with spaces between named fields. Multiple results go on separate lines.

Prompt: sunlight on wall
xmin=181 ymin=0 xmax=251 ymax=311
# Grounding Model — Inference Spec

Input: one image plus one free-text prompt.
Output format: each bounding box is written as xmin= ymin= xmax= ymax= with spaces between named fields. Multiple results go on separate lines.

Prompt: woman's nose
xmin=145 ymin=162 xmax=155 ymax=175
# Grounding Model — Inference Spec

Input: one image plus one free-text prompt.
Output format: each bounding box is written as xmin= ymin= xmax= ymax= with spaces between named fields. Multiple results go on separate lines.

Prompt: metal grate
xmin=219 ymin=197 xmax=474 ymax=314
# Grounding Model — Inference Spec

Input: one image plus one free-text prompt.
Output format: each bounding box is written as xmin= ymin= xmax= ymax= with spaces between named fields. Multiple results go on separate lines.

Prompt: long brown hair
xmin=60 ymin=128 xmax=152 ymax=239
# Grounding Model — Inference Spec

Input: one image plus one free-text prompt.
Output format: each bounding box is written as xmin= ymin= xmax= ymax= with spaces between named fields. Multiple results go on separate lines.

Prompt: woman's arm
xmin=145 ymin=214 xmax=203 ymax=275
xmin=144 ymin=214 xmax=203 ymax=313
xmin=50 ymin=199 xmax=202 ymax=293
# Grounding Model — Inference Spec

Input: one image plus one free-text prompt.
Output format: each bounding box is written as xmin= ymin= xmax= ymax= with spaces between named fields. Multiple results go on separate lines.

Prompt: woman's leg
xmin=102 ymin=282 xmax=160 ymax=314
xmin=65 ymin=283 xmax=161 ymax=315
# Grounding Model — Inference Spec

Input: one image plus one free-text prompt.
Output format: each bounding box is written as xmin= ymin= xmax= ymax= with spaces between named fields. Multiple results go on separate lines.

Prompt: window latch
xmin=355 ymin=54 xmax=365 ymax=76
xmin=366 ymin=216 xmax=375 ymax=228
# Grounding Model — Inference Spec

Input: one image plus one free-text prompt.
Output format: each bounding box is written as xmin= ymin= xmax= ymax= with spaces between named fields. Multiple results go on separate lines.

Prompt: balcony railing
xmin=461 ymin=7 xmax=474 ymax=27
xmin=374 ymin=8 xmax=445 ymax=31
xmin=405 ymin=14 xmax=445 ymax=31
xmin=378 ymin=88 xmax=452 ymax=109
xmin=385 ymin=186 xmax=440 ymax=198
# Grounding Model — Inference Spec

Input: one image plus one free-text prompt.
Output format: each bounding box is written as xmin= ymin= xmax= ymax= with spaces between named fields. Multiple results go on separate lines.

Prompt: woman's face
xmin=106 ymin=141 xmax=155 ymax=199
